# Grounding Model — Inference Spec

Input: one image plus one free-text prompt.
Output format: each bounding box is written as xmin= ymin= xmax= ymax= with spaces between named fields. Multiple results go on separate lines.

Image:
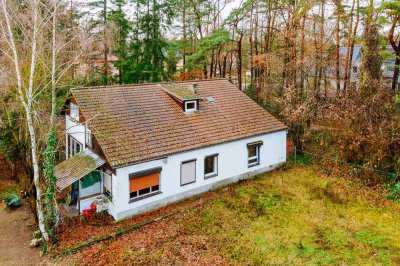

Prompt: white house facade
xmin=108 ymin=130 xmax=286 ymax=220
xmin=55 ymin=79 xmax=287 ymax=220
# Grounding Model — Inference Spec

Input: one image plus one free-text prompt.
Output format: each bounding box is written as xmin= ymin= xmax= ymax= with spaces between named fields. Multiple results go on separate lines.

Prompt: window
xmin=68 ymin=135 xmax=82 ymax=157
xmin=103 ymin=169 xmax=112 ymax=199
xmin=352 ymin=66 xmax=358 ymax=74
xmin=247 ymin=141 xmax=263 ymax=167
xmin=70 ymin=102 xmax=79 ymax=120
xmin=204 ymin=154 xmax=218 ymax=179
xmin=85 ymin=125 xmax=92 ymax=147
xmin=181 ymin=159 xmax=196 ymax=185
xmin=129 ymin=167 xmax=161 ymax=201
xmin=184 ymin=101 xmax=197 ymax=112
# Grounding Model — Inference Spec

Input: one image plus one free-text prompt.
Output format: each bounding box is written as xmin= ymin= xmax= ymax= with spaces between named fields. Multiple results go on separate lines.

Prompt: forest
xmin=0 ymin=0 xmax=399 ymax=250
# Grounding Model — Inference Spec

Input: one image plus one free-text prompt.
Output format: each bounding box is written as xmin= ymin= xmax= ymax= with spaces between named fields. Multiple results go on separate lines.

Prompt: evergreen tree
xmin=109 ymin=0 xmax=131 ymax=84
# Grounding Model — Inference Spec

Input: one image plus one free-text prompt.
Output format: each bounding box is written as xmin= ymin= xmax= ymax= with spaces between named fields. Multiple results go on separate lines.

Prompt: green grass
xmin=180 ymin=166 xmax=400 ymax=265
xmin=0 ymin=184 xmax=19 ymax=200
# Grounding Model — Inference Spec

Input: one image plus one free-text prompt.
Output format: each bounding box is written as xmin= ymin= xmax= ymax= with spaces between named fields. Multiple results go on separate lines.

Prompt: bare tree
xmin=0 ymin=0 xmax=92 ymax=242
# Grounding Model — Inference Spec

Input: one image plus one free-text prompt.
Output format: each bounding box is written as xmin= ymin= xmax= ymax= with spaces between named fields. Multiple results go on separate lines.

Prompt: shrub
xmin=386 ymin=182 xmax=400 ymax=202
xmin=0 ymin=184 xmax=19 ymax=200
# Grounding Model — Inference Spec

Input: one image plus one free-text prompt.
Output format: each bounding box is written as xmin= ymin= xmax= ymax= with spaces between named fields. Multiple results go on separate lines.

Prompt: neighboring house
xmin=55 ymin=79 xmax=287 ymax=220
xmin=382 ymin=45 xmax=400 ymax=91
xmin=326 ymin=45 xmax=362 ymax=90
xmin=328 ymin=45 xmax=400 ymax=91
xmin=75 ymin=51 xmax=119 ymax=79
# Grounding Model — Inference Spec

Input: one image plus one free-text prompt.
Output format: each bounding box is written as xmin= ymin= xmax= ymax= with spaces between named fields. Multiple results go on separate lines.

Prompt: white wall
xmin=79 ymin=180 xmax=102 ymax=198
xmin=108 ymin=130 xmax=287 ymax=220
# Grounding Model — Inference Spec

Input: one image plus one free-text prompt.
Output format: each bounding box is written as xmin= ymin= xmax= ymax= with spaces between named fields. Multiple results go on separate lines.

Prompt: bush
xmin=0 ymin=184 xmax=19 ymax=200
xmin=386 ymin=182 xmax=400 ymax=202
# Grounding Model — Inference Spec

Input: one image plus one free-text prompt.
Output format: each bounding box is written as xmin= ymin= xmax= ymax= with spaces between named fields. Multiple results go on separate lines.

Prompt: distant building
xmin=76 ymin=51 xmax=119 ymax=79
xmin=329 ymin=45 xmax=400 ymax=91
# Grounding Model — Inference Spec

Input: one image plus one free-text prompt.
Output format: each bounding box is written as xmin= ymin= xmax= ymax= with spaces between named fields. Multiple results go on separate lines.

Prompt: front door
xmin=70 ymin=181 xmax=79 ymax=204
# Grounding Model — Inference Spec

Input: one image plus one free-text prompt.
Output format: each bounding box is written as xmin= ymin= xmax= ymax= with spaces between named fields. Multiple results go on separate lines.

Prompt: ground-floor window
xmin=68 ymin=134 xmax=82 ymax=157
xmin=247 ymin=141 xmax=263 ymax=167
xmin=181 ymin=159 xmax=196 ymax=186
xmin=129 ymin=167 xmax=161 ymax=201
xmin=204 ymin=154 xmax=218 ymax=179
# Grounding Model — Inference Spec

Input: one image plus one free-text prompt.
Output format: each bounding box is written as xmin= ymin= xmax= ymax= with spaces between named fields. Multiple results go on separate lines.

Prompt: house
xmin=326 ymin=45 xmax=363 ymax=90
xmin=382 ymin=45 xmax=400 ymax=90
xmin=55 ymin=79 xmax=287 ymax=220
xmin=328 ymin=45 xmax=400 ymax=91
xmin=75 ymin=51 xmax=119 ymax=79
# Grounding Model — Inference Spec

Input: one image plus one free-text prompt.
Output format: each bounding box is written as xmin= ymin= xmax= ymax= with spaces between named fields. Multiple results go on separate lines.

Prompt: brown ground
xmin=0 ymin=200 xmax=46 ymax=266
xmin=0 ymin=151 xmax=45 ymax=266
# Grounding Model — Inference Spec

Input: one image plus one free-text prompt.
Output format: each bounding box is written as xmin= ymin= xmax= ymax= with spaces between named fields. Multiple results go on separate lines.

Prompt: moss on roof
xmin=55 ymin=149 xmax=105 ymax=190
xmin=165 ymin=85 xmax=198 ymax=99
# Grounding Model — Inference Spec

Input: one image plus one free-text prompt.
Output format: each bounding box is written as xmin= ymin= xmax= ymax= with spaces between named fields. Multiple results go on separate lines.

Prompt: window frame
xmin=103 ymin=168 xmax=113 ymax=200
xmin=128 ymin=167 xmax=162 ymax=203
xmin=204 ymin=154 xmax=218 ymax=179
xmin=247 ymin=141 xmax=263 ymax=168
xmin=67 ymin=134 xmax=83 ymax=157
xmin=70 ymin=102 xmax=79 ymax=121
xmin=85 ymin=124 xmax=92 ymax=147
xmin=184 ymin=100 xmax=197 ymax=113
xmin=352 ymin=66 xmax=358 ymax=74
xmin=180 ymin=159 xmax=197 ymax=186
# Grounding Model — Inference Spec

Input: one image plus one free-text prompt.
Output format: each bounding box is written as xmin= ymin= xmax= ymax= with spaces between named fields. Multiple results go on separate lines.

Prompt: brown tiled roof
xmin=71 ymin=79 xmax=287 ymax=168
xmin=55 ymin=149 xmax=105 ymax=191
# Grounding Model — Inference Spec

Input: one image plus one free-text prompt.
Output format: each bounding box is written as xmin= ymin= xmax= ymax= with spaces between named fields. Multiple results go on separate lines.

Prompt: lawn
xmin=58 ymin=165 xmax=400 ymax=265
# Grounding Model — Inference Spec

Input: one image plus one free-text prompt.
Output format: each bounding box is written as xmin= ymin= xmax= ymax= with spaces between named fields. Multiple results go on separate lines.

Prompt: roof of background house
xmin=339 ymin=45 xmax=362 ymax=64
xmin=71 ymin=79 xmax=287 ymax=168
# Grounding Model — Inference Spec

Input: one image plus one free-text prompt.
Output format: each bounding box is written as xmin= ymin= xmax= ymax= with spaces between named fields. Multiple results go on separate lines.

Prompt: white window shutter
xmin=181 ymin=161 xmax=196 ymax=185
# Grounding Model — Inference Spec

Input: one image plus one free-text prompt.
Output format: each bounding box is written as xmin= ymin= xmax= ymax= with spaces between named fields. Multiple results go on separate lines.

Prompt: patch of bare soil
xmin=0 ymin=201 xmax=46 ymax=265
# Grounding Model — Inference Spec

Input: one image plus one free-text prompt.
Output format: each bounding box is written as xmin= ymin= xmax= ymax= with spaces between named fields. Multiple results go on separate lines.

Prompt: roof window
xmin=184 ymin=100 xmax=197 ymax=113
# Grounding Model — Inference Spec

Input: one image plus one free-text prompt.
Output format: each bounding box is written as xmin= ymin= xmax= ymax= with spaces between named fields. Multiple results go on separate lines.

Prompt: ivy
xmin=42 ymin=127 xmax=58 ymax=244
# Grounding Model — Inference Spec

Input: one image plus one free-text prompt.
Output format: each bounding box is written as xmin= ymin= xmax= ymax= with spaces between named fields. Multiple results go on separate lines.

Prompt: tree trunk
xmin=393 ymin=54 xmax=400 ymax=91
xmin=237 ymin=34 xmax=243 ymax=90
xmin=343 ymin=0 xmax=355 ymax=92
xmin=335 ymin=3 xmax=341 ymax=96
xmin=222 ymin=54 xmax=227 ymax=78
xmin=182 ymin=1 xmax=186 ymax=67
xmin=387 ymin=15 xmax=400 ymax=92
xmin=300 ymin=15 xmax=306 ymax=99
xmin=103 ymin=0 xmax=108 ymax=84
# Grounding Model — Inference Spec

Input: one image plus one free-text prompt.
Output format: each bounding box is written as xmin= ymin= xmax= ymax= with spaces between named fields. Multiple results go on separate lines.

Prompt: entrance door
xmin=70 ymin=181 xmax=79 ymax=204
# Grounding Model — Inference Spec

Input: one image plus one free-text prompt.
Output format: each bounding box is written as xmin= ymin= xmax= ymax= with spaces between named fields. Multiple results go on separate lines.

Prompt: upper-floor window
xmin=68 ymin=134 xmax=82 ymax=157
xmin=85 ymin=125 xmax=92 ymax=147
xmin=70 ymin=102 xmax=79 ymax=120
xmin=247 ymin=141 xmax=263 ymax=167
xmin=352 ymin=66 xmax=358 ymax=74
xmin=184 ymin=100 xmax=197 ymax=113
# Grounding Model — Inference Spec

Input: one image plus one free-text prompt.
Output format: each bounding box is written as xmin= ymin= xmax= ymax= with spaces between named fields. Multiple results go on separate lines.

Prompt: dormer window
xmin=161 ymin=83 xmax=202 ymax=114
xmin=70 ymin=102 xmax=79 ymax=120
xmin=184 ymin=100 xmax=197 ymax=113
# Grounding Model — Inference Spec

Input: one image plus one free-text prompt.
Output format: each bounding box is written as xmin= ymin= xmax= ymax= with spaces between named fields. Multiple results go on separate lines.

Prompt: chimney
xmin=190 ymin=83 xmax=198 ymax=94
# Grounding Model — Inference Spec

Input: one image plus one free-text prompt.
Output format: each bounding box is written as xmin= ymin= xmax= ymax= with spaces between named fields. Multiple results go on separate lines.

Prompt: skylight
xmin=207 ymin=97 xmax=216 ymax=103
